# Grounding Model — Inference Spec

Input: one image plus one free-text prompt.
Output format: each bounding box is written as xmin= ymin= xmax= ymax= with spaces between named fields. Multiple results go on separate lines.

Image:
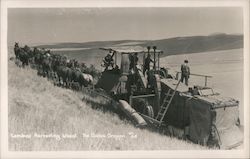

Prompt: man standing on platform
xmin=181 ymin=60 xmax=190 ymax=86
xmin=143 ymin=53 xmax=153 ymax=75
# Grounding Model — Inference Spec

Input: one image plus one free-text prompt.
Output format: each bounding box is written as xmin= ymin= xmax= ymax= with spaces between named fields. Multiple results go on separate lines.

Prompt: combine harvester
xmin=93 ymin=45 xmax=243 ymax=149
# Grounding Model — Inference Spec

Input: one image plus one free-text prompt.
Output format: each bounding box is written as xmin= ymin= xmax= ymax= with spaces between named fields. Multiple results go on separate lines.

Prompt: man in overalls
xmin=143 ymin=53 xmax=153 ymax=75
xmin=181 ymin=60 xmax=190 ymax=86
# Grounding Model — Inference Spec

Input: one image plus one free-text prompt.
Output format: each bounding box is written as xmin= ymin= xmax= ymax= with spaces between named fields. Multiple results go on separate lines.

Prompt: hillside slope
xmin=8 ymin=56 xmax=207 ymax=150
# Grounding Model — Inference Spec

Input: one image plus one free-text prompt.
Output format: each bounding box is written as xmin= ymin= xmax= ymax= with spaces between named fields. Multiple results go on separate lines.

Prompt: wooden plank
xmin=131 ymin=94 xmax=155 ymax=99
xmin=140 ymin=113 xmax=162 ymax=126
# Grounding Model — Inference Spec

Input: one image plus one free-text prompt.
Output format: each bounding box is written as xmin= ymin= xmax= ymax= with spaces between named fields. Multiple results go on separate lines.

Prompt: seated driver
xmin=103 ymin=50 xmax=114 ymax=70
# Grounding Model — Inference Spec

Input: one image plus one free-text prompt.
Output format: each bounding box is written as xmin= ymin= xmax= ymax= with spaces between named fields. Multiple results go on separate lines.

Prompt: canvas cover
xmin=187 ymin=99 xmax=212 ymax=144
xmin=212 ymin=106 xmax=243 ymax=148
xmin=160 ymin=79 xmax=242 ymax=148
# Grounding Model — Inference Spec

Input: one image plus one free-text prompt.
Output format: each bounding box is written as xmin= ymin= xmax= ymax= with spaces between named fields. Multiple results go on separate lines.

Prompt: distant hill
xmin=35 ymin=34 xmax=243 ymax=63
xmin=145 ymin=33 xmax=243 ymax=55
xmin=36 ymin=40 xmax=146 ymax=49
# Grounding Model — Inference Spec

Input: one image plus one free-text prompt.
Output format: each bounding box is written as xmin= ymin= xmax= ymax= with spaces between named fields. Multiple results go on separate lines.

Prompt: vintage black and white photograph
xmin=1 ymin=0 xmax=249 ymax=158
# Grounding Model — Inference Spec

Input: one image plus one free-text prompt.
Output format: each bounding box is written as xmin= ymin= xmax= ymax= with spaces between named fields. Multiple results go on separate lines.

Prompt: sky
xmin=8 ymin=7 xmax=243 ymax=44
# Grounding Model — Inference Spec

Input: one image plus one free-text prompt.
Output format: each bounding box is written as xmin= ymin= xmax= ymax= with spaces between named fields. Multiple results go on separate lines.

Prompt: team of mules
xmin=13 ymin=42 xmax=94 ymax=90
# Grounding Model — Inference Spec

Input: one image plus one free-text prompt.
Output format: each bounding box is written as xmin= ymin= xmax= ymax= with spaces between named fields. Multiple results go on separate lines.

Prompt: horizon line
xmin=8 ymin=32 xmax=243 ymax=46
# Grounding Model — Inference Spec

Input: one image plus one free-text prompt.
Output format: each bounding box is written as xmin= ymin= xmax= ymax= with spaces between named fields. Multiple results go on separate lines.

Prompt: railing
xmin=176 ymin=72 xmax=212 ymax=87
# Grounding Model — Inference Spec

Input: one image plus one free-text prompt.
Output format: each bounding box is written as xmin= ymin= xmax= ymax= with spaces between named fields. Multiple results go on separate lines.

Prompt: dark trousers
xmin=143 ymin=65 xmax=150 ymax=75
xmin=181 ymin=74 xmax=189 ymax=86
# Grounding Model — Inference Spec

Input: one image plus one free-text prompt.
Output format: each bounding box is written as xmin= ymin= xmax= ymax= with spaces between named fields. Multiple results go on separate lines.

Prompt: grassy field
xmin=8 ymin=50 xmax=207 ymax=151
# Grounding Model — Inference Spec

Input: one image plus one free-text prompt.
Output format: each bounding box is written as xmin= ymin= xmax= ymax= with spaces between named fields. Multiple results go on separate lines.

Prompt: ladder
xmin=155 ymin=80 xmax=181 ymax=123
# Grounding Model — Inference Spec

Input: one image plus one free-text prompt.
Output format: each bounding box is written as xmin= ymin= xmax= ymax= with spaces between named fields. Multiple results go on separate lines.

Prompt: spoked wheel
xmin=144 ymin=105 xmax=154 ymax=118
xmin=132 ymin=98 xmax=154 ymax=118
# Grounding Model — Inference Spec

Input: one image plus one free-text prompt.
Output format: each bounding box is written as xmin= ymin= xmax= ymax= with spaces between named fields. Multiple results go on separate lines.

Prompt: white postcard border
xmin=1 ymin=0 xmax=249 ymax=158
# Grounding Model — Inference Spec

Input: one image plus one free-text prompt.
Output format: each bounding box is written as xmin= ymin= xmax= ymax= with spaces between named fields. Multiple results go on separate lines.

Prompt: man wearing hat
xmin=143 ymin=53 xmax=153 ymax=75
xmin=129 ymin=52 xmax=139 ymax=70
xmin=181 ymin=60 xmax=190 ymax=86
xmin=103 ymin=50 xmax=114 ymax=70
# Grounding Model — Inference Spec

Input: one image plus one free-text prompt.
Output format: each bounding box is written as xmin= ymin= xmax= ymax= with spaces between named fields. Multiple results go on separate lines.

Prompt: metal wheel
xmin=145 ymin=105 xmax=154 ymax=118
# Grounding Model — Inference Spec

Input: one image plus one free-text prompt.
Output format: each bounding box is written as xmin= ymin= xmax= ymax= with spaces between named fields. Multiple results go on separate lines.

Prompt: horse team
xmin=13 ymin=42 xmax=94 ymax=90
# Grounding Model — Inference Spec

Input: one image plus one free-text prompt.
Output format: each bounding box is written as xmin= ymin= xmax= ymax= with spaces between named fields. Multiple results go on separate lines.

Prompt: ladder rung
xmin=156 ymin=116 xmax=163 ymax=119
xmin=160 ymin=104 xmax=168 ymax=109
xmin=160 ymin=102 xmax=169 ymax=108
xmin=156 ymin=115 xmax=162 ymax=118
xmin=165 ymin=92 xmax=171 ymax=96
xmin=156 ymin=118 xmax=162 ymax=121
xmin=160 ymin=108 xmax=167 ymax=112
xmin=159 ymin=110 xmax=165 ymax=113
xmin=169 ymin=93 xmax=175 ymax=96
xmin=162 ymin=102 xmax=167 ymax=105
xmin=158 ymin=113 xmax=164 ymax=116
xmin=165 ymin=95 xmax=174 ymax=99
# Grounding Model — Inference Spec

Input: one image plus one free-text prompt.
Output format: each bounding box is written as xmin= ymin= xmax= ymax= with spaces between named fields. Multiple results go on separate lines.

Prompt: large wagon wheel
xmin=132 ymin=98 xmax=154 ymax=118
xmin=144 ymin=105 xmax=154 ymax=118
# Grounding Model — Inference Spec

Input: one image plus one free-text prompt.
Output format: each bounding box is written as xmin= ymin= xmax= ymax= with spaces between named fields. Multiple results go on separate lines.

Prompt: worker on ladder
xmin=181 ymin=60 xmax=190 ymax=86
